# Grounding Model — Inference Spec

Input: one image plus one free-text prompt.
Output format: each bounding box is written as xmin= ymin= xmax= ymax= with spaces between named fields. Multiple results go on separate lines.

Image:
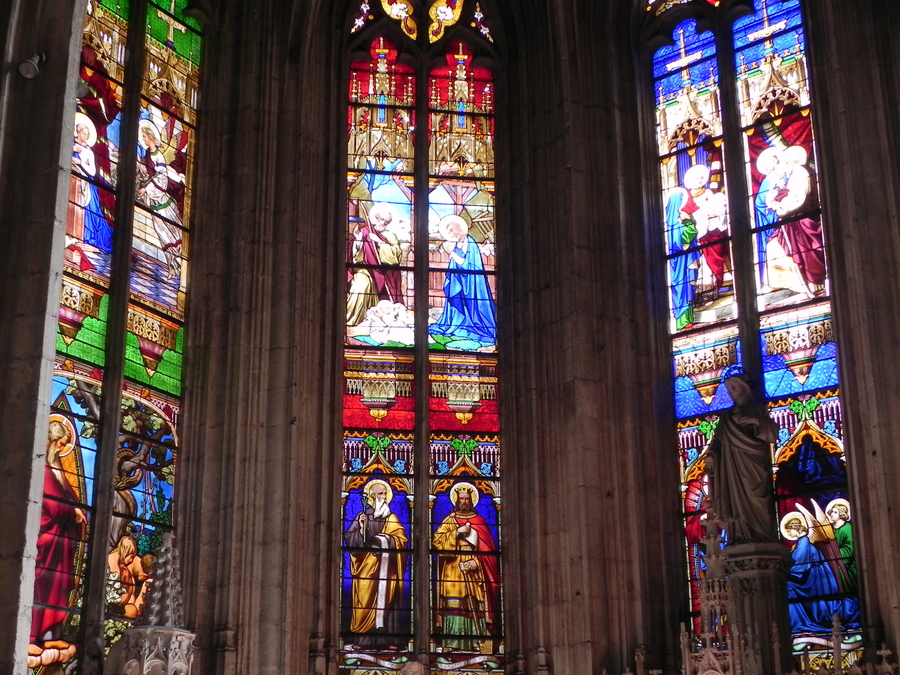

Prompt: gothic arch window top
xmin=351 ymin=0 xmax=496 ymax=46
xmin=649 ymin=0 xmax=721 ymax=15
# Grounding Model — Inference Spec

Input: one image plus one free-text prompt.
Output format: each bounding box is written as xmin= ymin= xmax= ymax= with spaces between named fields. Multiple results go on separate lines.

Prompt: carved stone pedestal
xmin=107 ymin=626 xmax=195 ymax=675
xmin=724 ymin=543 xmax=793 ymax=675
xmin=106 ymin=533 xmax=195 ymax=675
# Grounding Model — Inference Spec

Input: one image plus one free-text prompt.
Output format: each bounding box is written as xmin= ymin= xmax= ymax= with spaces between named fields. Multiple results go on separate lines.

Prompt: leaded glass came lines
xmin=28 ymin=0 xmax=201 ymax=669
xmin=648 ymin=0 xmax=860 ymax=667
xmin=341 ymin=3 xmax=503 ymax=671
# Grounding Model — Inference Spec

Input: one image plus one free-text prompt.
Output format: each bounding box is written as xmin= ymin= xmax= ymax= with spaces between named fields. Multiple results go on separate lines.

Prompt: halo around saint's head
xmin=367 ymin=201 xmax=399 ymax=226
xmin=438 ymin=214 xmax=469 ymax=242
xmin=74 ymin=112 xmax=97 ymax=147
xmin=825 ymin=498 xmax=851 ymax=519
xmin=756 ymin=146 xmax=782 ymax=176
xmin=363 ymin=478 xmax=393 ymax=505
xmin=48 ymin=414 xmax=78 ymax=458
xmin=138 ymin=118 xmax=163 ymax=148
xmin=780 ymin=511 xmax=807 ymax=540
xmin=783 ymin=145 xmax=808 ymax=166
xmin=450 ymin=481 xmax=479 ymax=508
xmin=683 ymin=163 xmax=710 ymax=190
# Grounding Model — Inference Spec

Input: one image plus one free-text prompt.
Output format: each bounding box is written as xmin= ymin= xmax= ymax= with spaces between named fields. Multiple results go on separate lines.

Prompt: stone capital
xmin=723 ymin=542 xmax=793 ymax=577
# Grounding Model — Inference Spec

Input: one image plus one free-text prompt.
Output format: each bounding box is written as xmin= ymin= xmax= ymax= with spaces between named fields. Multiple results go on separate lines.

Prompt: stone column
xmin=805 ymin=0 xmax=900 ymax=654
xmin=723 ymin=543 xmax=793 ymax=675
xmin=499 ymin=1 xmax=684 ymax=672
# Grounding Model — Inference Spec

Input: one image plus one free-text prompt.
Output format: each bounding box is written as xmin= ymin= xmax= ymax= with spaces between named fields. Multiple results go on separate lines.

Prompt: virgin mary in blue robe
xmin=429 ymin=218 xmax=496 ymax=346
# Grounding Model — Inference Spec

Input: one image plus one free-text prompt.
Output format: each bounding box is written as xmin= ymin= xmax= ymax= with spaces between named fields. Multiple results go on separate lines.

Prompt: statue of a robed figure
xmin=702 ymin=374 xmax=793 ymax=675
xmin=706 ymin=374 xmax=780 ymax=544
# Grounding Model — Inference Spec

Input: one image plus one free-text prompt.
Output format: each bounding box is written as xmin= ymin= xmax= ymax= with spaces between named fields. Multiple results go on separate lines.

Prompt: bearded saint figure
xmin=433 ymin=482 xmax=500 ymax=652
xmin=343 ymin=479 xmax=409 ymax=649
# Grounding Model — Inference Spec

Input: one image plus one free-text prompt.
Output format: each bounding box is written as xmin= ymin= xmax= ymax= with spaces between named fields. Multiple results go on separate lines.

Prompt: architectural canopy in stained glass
xmin=647 ymin=0 xmax=859 ymax=668
xmin=342 ymin=1 xmax=502 ymax=672
xmin=28 ymin=0 xmax=202 ymax=671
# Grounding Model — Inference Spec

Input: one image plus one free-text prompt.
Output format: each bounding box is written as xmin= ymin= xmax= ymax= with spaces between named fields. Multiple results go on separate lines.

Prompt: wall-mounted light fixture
xmin=18 ymin=53 xmax=46 ymax=79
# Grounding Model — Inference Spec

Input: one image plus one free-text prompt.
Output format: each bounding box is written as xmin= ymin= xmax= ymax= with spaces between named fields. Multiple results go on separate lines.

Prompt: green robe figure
xmin=827 ymin=499 xmax=857 ymax=592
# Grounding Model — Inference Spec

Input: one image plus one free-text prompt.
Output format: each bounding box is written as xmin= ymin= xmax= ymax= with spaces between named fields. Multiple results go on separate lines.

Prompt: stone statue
xmin=706 ymin=375 xmax=779 ymax=544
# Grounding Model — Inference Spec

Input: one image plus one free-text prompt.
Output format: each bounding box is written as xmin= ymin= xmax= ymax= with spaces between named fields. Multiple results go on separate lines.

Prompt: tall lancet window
xmin=29 ymin=0 xmax=201 ymax=671
xmin=342 ymin=2 xmax=502 ymax=673
xmin=644 ymin=0 xmax=860 ymax=666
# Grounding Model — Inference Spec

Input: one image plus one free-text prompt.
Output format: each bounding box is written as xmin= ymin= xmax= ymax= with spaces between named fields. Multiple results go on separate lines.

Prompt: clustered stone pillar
xmin=723 ymin=542 xmax=793 ymax=675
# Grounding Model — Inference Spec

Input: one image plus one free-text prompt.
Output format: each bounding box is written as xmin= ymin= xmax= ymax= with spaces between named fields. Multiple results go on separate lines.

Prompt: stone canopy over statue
xmin=706 ymin=374 xmax=780 ymax=544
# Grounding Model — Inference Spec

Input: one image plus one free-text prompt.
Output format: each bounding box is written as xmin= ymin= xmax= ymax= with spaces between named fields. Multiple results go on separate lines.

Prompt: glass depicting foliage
xmin=32 ymin=0 xmax=201 ymax=666
xmin=104 ymin=382 xmax=178 ymax=639
xmin=657 ymin=0 xmax=859 ymax=664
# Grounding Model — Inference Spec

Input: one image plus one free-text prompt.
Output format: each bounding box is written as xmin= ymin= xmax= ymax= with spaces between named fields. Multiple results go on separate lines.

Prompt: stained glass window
xmin=342 ymin=2 xmax=502 ymax=672
xmin=647 ymin=0 xmax=861 ymax=667
xmin=29 ymin=0 xmax=201 ymax=670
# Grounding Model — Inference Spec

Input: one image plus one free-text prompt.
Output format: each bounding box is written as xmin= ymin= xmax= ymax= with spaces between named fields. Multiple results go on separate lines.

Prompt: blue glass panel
xmin=656 ymin=56 xmax=718 ymax=104
xmin=341 ymin=473 xmax=414 ymax=654
xmin=653 ymin=19 xmax=717 ymax=82
xmin=735 ymin=28 xmax=805 ymax=74
xmin=733 ymin=0 xmax=803 ymax=51
xmin=760 ymin=308 xmax=838 ymax=397
xmin=763 ymin=342 xmax=838 ymax=397
xmin=673 ymin=329 xmax=743 ymax=417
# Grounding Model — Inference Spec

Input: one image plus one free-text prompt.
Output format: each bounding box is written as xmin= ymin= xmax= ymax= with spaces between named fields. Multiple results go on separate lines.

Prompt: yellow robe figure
xmin=432 ymin=492 xmax=499 ymax=652
xmin=344 ymin=496 xmax=408 ymax=648
xmin=433 ymin=517 xmax=487 ymax=621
